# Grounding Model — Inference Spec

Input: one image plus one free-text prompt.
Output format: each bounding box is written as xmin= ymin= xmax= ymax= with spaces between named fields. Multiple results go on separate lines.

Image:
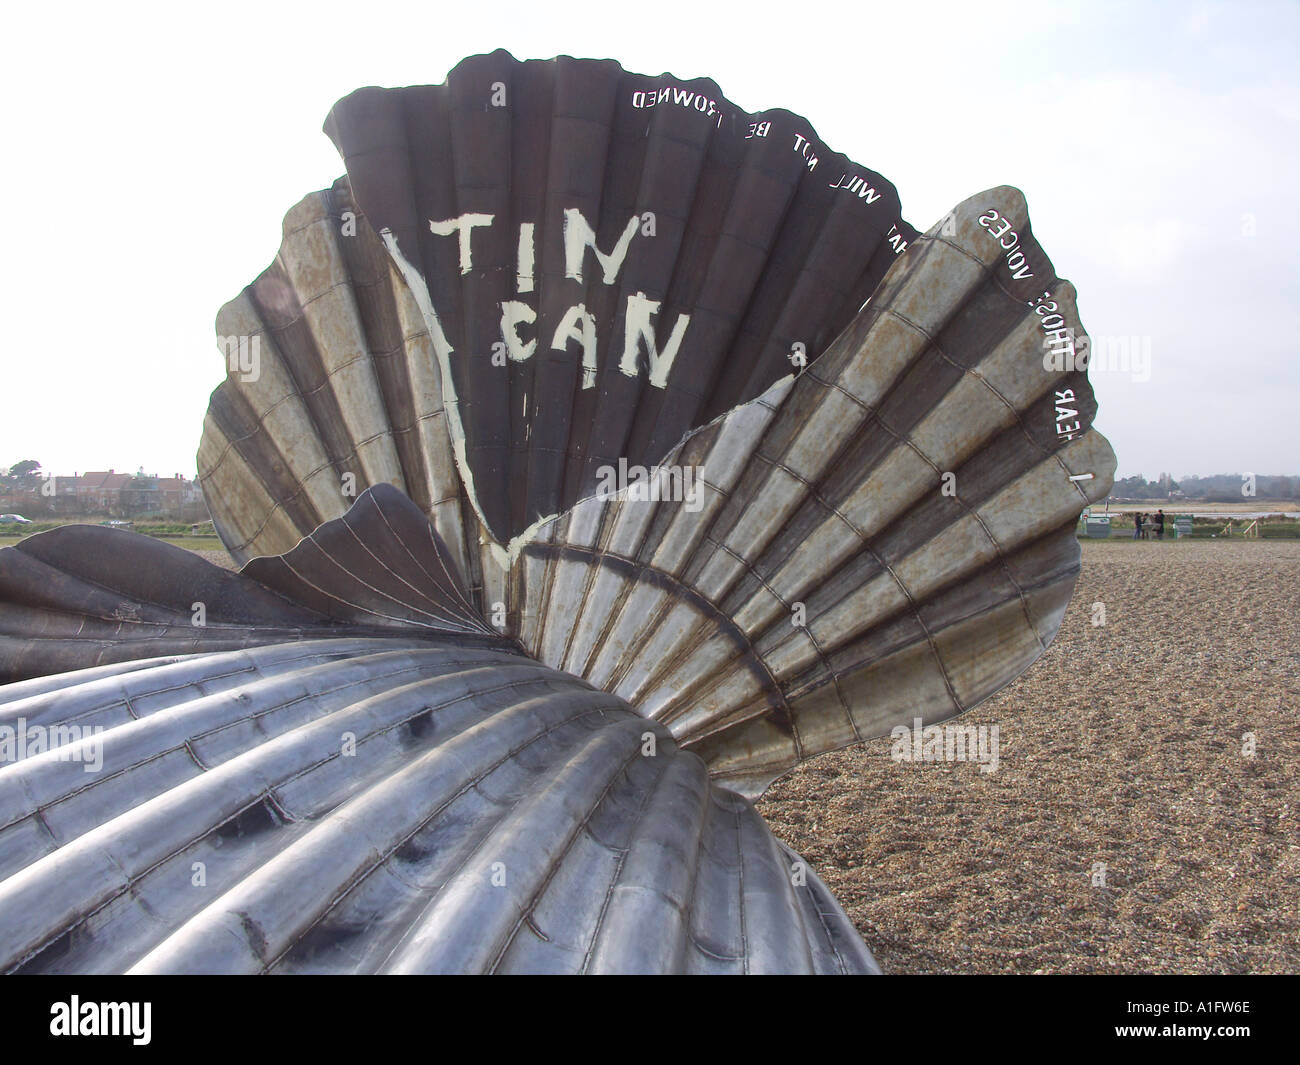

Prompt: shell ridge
xmin=202 ymin=381 xmax=329 ymax=561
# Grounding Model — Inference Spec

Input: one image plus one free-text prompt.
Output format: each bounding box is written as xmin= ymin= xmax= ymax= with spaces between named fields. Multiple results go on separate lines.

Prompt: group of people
xmin=1133 ymin=509 xmax=1166 ymax=540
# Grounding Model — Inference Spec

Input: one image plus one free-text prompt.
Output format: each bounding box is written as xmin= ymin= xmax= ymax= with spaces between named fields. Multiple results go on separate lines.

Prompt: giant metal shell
xmin=0 ymin=491 xmax=875 ymax=974
xmin=0 ymin=53 xmax=1118 ymax=974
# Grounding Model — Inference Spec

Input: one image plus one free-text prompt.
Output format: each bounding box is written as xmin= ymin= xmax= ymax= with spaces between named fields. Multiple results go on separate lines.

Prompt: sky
xmin=0 ymin=0 xmax=1295 ymax=482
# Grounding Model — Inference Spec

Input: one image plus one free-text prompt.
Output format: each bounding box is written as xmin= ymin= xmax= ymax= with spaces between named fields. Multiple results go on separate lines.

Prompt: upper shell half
xmin=201 ymin=50 xmax=917 ymax=562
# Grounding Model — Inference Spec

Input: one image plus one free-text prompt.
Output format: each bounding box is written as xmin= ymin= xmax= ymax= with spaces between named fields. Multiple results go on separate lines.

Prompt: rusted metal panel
xmin=322 ymin=50 xmax=916 ymax=545
xmin=200 ymin=180 xmax=479 ymax=576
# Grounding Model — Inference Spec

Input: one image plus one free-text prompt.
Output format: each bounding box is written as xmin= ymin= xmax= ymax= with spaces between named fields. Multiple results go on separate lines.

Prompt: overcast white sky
xmin=1 ymin=0 xmax=1295 ymax=482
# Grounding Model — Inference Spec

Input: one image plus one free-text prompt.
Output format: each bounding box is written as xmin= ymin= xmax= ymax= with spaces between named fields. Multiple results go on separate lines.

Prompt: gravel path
xmin=759 ymin=539 xmax=1300 ymax=974
xmin=193 ymin=549 xmax=237 ymax=570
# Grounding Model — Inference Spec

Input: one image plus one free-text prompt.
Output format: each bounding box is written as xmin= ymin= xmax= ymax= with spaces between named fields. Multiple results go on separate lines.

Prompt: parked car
xmin=0 ymin=513 xmax=33 ymax=525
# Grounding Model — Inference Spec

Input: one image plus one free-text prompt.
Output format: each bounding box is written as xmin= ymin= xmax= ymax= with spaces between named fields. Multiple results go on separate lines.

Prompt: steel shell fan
xmin=0 ymin=51 xmax=1114 ymax=975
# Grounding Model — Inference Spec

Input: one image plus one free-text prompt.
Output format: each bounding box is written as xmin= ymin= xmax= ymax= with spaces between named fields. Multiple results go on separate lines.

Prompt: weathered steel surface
xmin=0 ymin=487 xmax=875 ymax=973
xmin=204 ymin=52 xmax=922 ymax=561
xmin=503 ymin=187 xmax=1115 ymax=796
xmin=320 ymin=50 xmax=916 ymax=545
xmin=0 ymin=485 xmax=502 ymax=684
xmin=0 ymin=638 xmax=875 ymax=974
xmin=199 ymin=179 xmax=480 ymax=572
xmin=186 ymin=176 xmax=1114 ymax=801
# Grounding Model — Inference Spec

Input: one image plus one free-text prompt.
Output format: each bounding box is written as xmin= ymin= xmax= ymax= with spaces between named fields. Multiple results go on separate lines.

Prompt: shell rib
xmin=0 ymin=485 xmax=499 ymax=684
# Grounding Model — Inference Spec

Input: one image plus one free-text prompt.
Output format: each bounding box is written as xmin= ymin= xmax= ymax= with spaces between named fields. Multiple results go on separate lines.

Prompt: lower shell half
xmin=0 ymin=523 xmax=876 ymax=974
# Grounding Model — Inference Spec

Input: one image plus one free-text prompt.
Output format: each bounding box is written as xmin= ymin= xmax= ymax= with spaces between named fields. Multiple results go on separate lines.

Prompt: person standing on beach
xmin=1155 ymin=509 xmax=1165 ymax=540
xmin=1134 ymin=512 xmax=1144 ymax=539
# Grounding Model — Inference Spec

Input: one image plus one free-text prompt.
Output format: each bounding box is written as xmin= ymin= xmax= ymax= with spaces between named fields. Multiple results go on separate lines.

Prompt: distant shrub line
xmin=0 ymin=521 xmax=214 ymax=538
xmin=1078 ymin=514 xmax=1300 ymax=539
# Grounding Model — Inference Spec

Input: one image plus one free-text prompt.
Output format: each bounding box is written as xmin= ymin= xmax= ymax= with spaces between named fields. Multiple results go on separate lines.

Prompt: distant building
xmin=156 ymin=475 xmax=201 ymax=511
xmin=0 ymin=470 xmax=208 ymax=519
xmin=79 ymin=471 xmax=134 ymax=513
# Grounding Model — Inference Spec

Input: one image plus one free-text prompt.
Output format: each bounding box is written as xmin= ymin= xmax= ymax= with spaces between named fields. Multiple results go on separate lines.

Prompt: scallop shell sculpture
xmin=0 ymin=489 xmax=873 ymax=974
xmin=0 ymin=51 xmax=1114 ymax=974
